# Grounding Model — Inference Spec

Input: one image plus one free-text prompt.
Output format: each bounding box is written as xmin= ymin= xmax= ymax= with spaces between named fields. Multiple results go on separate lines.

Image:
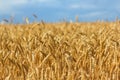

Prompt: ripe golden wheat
xmin=0 ymin=21 xmax=120 ymax=80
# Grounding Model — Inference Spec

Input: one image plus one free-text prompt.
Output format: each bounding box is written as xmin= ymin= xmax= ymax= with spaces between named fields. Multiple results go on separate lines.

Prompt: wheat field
xmin=0 ymin=21 xmax=120 ymax=80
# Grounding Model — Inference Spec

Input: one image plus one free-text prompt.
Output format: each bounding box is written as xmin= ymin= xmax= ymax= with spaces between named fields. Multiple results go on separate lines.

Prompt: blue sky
xmin=0 ymin=0 xmax=120 ymax=23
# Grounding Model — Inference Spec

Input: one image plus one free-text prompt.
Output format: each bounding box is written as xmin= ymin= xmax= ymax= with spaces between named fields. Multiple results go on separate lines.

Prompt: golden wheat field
xmin=0 ymin=21 xmax=120 ymax=80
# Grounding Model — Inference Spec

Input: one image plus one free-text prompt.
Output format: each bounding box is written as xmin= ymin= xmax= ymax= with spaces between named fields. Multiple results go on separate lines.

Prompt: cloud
xmin=69 ymin=4 xmax=96 ymax=9
xmin=37 ymin=0 xmax=57 ymax=3
xmin=0 ymin=0 xmax=28 ymax=14
xmin=0 ymin=0 xmax=59 ymax=15
xmin=80 ymin=11 xmax=108 ymax=18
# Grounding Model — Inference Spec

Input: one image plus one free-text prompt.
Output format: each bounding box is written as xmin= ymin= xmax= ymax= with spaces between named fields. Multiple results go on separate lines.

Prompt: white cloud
xmin=80 ymin=11 xmax=107 ymax=18
xmin=68 ymin=3 xmax=96 ymax=9
xmin=37 ymin=0 xmax=56 ymax=2
xmin=0 ymin=0 xmax=59 ymax=15
xmin=0 ymin=0 xmax=28 ymax=14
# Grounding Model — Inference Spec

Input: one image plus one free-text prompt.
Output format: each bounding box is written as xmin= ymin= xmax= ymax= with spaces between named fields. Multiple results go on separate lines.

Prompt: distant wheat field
xmin=0 ymin=22 xmax=120 ymax=80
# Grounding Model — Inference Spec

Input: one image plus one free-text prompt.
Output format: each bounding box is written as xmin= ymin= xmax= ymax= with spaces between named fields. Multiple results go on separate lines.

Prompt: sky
xmin=0 ymin=0 xmax=120 ymax=23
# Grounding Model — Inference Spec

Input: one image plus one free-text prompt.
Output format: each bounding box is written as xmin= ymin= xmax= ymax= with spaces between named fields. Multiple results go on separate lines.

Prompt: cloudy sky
xmin=0 ymin=0 xmax=120 ymax=23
